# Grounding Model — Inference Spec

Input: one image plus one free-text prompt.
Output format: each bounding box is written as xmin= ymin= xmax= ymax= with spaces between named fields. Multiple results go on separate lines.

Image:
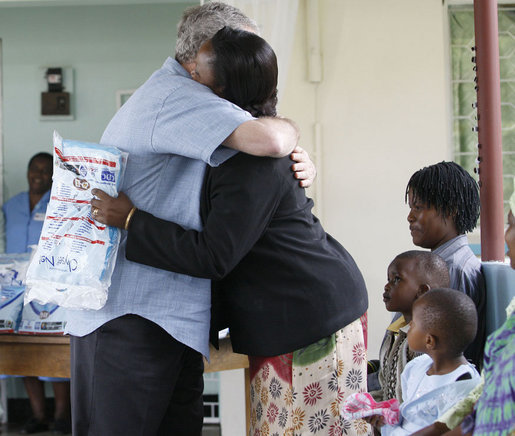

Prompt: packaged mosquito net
xmin=25 ymin=131 xmax=127 ymax=310
xmin=0 ymin=285 xmax=25 ymax=333
xmin=0 ymin=253 xmax=31 ymax=333
xmin=0 ymin=253 xmax=31 ymax=287
xmin=18 ymin=301 xmax=67 ymax=335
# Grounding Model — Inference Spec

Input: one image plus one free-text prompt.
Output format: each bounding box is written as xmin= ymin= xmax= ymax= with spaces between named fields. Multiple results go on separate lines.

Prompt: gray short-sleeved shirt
xmin=65 ymin=58 xmax=252 ymax=357
xmin=433 ymin=234 xmax=486 ymax=367
xmin=432 ymin=234 xmax=484 ymax=307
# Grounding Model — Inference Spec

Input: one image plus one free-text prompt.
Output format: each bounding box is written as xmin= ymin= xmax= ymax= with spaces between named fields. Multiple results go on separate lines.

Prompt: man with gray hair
xmin=67 ymin=2 xmax=311 ymax=435
xmin=175 ymin=1 xmax=260 ymax=66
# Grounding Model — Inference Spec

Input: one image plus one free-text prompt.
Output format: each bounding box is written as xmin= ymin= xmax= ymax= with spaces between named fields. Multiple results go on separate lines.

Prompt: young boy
xmin=368 ymin=288 xmax=481 ymax=435
xmin=368 ymin=251 xmax=450 ymax=402
xmin=406 ymin=161 xmax=486 ymax=368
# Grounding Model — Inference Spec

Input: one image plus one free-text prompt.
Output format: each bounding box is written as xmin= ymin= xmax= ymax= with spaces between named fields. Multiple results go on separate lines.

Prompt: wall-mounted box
xmin=41 ymin=92 xmax=70 ymax=116
xmin=40 ymin=67 xmax=74 ymax=121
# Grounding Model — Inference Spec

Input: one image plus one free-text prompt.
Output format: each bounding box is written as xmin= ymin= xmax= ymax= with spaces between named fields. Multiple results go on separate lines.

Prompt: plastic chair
xmin=481 ymin=261 xmax=515 ymax=336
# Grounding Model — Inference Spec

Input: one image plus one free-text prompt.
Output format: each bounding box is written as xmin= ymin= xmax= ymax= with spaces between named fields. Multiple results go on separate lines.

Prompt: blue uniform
xmin=3 ymin=190 xmax=50 ymax=254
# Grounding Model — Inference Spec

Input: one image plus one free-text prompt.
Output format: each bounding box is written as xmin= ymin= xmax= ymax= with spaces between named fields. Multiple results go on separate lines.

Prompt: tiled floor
xmin=0 ymin=423 xmax=221 ymax=435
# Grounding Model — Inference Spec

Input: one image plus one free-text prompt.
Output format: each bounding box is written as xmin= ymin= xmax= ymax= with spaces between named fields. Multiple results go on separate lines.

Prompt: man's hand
xmin=290 ymin=146 xmax=316 ymax=188
xmin=91 ymin=189 xmax=134 ymax=229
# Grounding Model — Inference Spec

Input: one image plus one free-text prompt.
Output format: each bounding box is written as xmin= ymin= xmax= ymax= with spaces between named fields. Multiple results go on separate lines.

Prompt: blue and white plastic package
xmin=18 ymin=301 xmax=67 ymax=335
xmin=0 ymin=253 xmax=31 ymax=333
xmin=0 ymin=286 xmax=25 ymax=333
xmin=25 ymin=131 xmax=128 ymax=310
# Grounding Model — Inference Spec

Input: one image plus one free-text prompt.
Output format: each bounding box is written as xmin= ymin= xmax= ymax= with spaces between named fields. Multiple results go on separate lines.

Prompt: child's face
xmin=407 ymin=302 xmax=428 ymax=353
xmin=407 ymin=190 xmax=458 ymax=250
xmin=383 ymin=258 xmax=422 ymax=318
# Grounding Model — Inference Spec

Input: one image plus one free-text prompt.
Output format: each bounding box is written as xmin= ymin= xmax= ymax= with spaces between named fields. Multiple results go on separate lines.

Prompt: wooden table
xmin=0 ymin=335 xmax=71 ymax=378
xmin=0 ymin=334 xmax=250 ymax=429
xmin=204 ymin=338 xmax=251 ymax=431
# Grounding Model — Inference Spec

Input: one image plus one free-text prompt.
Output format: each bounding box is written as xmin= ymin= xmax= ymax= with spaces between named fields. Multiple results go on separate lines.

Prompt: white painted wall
xmin=219 ymin=369 xmax=246 ymax=435
xmin=280 ymin=0 xmax=452 ymax=358
xmin=0 ymin=2 xmax=195 ymax=201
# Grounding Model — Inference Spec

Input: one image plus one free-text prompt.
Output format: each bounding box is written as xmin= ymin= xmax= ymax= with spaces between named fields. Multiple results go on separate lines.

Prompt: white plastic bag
xmin=0 ymin=253 xmax=31 ymax=332
xmin=25 ymin=131 xmax=127 ymax=310
xmin=0 ymin=252 xmax=31 ymax=286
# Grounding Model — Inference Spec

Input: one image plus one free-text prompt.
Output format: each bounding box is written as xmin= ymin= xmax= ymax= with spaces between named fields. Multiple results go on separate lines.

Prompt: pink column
xmin=474 ymin=0 xmax=505 ymax=261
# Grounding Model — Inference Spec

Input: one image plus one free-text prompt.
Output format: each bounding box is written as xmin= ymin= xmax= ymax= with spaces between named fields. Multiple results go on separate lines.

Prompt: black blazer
xmin=126 ymin=153 xmax=368 ymax=356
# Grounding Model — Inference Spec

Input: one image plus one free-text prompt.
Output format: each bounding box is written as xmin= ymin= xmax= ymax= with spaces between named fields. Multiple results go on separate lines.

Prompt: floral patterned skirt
xmin=248 ymin=318 xmax=371 ymax=436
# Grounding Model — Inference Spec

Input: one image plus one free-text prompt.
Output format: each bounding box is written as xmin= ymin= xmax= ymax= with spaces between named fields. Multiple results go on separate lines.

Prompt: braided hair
xmin=405 ymin=161 xmax=480 ymax=234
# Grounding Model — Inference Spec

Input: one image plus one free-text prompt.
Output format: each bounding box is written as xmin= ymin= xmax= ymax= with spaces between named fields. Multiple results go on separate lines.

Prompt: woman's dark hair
xmin=28 ymin=152 xmax=53 ymax=170
xmin=405 ymin=161 xmax=480 ymax=234
xmin=210 ymin=27 xmax=278 ymax=117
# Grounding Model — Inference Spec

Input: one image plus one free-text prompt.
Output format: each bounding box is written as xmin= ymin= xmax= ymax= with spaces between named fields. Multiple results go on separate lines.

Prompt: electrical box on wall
xmin=40 ymin=67 xmax=74 ymax=121
xmin=41 ymin=92 xmax=70 ymax=115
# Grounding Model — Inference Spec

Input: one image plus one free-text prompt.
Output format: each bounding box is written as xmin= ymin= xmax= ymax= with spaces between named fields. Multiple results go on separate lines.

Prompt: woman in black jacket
xmin=92 ymin=27 xmax=369 ymax=435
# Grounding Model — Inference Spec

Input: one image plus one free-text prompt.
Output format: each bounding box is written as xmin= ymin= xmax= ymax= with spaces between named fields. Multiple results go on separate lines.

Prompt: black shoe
xmin=52 ymin=418 xmax=71 ymax=435
xmin=20 ymin=417 xmax=49 ymax=434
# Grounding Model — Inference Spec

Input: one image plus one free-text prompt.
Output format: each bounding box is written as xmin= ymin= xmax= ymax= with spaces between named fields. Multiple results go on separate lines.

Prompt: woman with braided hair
xmin=92 ymin=26 xmax=370 ymax=435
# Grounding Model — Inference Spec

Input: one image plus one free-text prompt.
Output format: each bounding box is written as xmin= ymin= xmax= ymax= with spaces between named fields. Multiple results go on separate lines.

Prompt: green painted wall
xmin=0 ymin=2 xmax=195 ymax=201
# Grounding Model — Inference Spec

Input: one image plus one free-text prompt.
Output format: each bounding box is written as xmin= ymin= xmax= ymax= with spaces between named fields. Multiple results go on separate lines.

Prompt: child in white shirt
xmin=366 ymin=288 xmax=481 ymax=435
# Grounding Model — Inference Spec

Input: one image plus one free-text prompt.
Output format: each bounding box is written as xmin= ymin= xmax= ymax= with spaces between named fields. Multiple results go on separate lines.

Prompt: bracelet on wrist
xmin=124 ymin=207 xmax=137 ymax=231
